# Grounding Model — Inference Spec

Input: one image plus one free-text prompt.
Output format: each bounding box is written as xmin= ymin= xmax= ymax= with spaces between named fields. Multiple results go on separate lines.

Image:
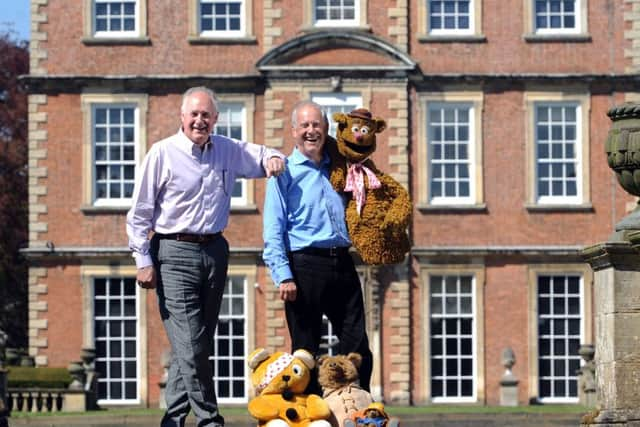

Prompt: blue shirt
xmin=263 ymin=147 xmax=352 ymax=286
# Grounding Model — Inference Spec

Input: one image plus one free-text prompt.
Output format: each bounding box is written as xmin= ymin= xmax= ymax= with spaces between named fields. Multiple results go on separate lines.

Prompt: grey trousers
xmin=152 ymin=235 xmax=229 ymax=427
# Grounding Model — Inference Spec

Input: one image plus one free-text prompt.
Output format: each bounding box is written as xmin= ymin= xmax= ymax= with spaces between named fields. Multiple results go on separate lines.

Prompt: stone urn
xmin=605 ymin=103 xmax=640 ymax=230
xmin=68 ymin=361 xmax=85 ymax=390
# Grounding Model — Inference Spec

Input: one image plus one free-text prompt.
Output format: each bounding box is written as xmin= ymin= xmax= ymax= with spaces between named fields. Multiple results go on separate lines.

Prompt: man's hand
xmin=265 ymin=156 xmax=285 ymax=177
xmin=136 ymin=266 xmax=157 ymax=289
xmin=279 ymin=279 xmax=297 ymax=302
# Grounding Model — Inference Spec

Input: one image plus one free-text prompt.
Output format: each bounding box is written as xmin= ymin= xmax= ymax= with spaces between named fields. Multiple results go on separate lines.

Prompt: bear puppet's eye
xmin=351 ymin=125 xmax=359 ymax=133
xmin=291 ymin=363 xmax=303 ymax=377
xmin=360 ymin=127 xmax=370 ymax=135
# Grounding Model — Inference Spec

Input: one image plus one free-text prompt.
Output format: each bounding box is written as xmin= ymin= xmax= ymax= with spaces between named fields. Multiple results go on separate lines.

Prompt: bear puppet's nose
xmin=286 ymin=408 xmax=299 ymax=420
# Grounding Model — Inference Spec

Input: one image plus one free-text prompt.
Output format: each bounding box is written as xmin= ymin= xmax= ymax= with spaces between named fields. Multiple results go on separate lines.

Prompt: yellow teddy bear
xmin=247 ymin=348 xmax=332 ymax=427
xmin=326 ymin=108 xmax=412 ymax=265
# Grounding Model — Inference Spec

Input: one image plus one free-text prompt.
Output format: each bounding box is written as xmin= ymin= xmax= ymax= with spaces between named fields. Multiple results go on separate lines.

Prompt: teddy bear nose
xmin=282 ymin=375 xmax=290 ymax=382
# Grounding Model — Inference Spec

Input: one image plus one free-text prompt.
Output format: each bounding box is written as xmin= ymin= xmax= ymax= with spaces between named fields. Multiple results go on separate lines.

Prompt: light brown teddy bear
xmin=247 ymin=348 xmax=332 ymax=427
xmin=317 ymin=353 xmax=373 ymax=427
xmin=327 ymin=108 xmax=411 ymax=265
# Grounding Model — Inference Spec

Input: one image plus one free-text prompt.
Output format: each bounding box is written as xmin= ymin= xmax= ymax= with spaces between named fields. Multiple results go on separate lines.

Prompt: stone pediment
xmin=256 ymin=31 xmax=416 ymax=78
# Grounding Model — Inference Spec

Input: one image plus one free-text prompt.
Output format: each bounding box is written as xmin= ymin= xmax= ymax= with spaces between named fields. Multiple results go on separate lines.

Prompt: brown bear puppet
xmin=327 ymin=108 xmax=411 ymax=265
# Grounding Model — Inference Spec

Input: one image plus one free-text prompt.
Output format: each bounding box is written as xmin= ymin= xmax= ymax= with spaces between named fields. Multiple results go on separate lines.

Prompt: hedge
xmin=6 ymin=366 xmax=72 ymax=389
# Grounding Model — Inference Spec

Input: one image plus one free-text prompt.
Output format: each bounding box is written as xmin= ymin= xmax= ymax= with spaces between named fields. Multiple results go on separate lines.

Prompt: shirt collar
xmin=176 ymin=128 xmax=211 ymax=155
xmin=290 ymin=147 xmax=330 ymax=167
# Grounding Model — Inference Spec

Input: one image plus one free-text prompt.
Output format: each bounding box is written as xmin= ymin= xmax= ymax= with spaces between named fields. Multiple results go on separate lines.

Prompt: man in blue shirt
xmin=263 ymin=100 xmax=373 ymax=393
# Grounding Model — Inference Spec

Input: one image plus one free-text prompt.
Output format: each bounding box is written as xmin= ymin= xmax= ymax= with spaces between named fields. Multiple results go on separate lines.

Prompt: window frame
xmin=418 ymin=0 xmax=483 ymax=39
xmin=214 ymin=94 xmax=256 ymax=210
xmin=80 ymin=93 xmax=148 ymax=210
xmin=83 ymin=0 xmax=149 ymax=42
xmin=311 ymin=93 xmax=364 ymax=138
xmin=524 ymin=0 xmax=588 ymax=37
xmin=527 ymin=264 xmax=593 ymax=403
xmin=524 ymin=92 xmax=590 ymax=208
xmin=313 ymin=0 xmax=359 ymax=28
xmin=188 ymin=0 xmax=254 ymax=41
xmin=419 ymin=264 xmax=486 ymax=404
xmin=303 ymin=0 xmax=368 ymax=30
xmin=213 ymin=263 xmax=256 ymax=403
xmin=427 ymin=0 xmax=475 ymax=35
xmin=211 ymin=273 xmax=250 ymax=403
xmin=81 ymin=264 xmax=148 ymax=406
xmin=417 ymin=92 xmax=484 ymax=209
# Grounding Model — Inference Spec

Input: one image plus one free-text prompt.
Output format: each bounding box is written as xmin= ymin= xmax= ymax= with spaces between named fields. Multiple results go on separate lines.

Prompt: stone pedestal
xmin=582 ymin=230 xmax=640 ymax=426
xmin=577 ymin=344 xmax=597 ymax=408
xmin=499 ymin=347 xmax=518 ymax=406
xmin=158 ymin=349 xmax=171 ymax=409
xmin=63 ymin=390 xmax=90 ymax=412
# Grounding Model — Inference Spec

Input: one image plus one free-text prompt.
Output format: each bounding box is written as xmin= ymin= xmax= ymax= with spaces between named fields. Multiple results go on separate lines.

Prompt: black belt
xmin=291 ymin=246 xmax=350 ymax=257
xmin=155 ymin=232 xmax=222 ymax=243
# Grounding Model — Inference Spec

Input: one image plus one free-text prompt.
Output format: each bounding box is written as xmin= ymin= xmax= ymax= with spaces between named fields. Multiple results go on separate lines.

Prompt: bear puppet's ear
xmin=316 ymin=354 xmax=329 ymax=367
xmin=346 ymin=352 xmax=363 ymax=369
xmin=293 ymin=349 xmax=316 ymax=369
xmin=332 ymin=112 xmax=349 ymax=126
xmin=248 ymin=348 xmax=270 ymax=370
xmin=374 ymin=117 xmax=387 ymax=134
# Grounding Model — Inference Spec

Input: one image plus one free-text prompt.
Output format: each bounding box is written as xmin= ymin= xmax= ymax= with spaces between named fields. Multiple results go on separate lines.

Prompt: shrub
xmin=7 ymin=366 xmax=72 ymax=389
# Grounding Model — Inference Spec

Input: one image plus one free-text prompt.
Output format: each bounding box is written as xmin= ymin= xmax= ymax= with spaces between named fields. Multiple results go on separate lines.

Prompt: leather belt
xmin=291 ymin=246 xmax=349 ymax=257
xmin=156 ymin=232 xmax=222 ymax=243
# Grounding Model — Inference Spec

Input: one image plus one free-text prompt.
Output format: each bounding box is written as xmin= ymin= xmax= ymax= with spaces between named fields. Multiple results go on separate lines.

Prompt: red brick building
xmin=23 ymin=0 xmax=636 ymax=408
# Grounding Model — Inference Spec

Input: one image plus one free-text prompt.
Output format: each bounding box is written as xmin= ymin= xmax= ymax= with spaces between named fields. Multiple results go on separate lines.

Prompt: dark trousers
xmin=285 ymin=251 xmax=373 ymax=394
xmin=152 ymin=235 xmax=229 ymax=427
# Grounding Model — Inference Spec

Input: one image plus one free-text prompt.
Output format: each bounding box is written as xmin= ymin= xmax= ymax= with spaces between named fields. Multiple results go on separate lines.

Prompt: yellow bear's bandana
xmin=256 ymin=353 xmax=294 ymax=394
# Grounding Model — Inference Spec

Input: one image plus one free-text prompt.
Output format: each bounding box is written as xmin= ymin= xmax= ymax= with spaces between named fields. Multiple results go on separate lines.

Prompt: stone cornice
xmin=18 ymin=74 xmax=264 ymax=95
xmin=412 ymin=73 xmax=640 ymax=91
xmin=413 ymin=245 xmax=586 ymax=262
xmin=256 ymin=30 xmax=416 ymax=70
xmin=19 ymin=72 xmax=640 ymax=95
xmin=21 ymin=246 xmax=264 ymax=260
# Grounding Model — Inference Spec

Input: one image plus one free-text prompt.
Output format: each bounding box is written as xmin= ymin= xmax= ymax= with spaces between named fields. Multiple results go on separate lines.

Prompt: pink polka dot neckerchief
xmin=256 ymin=353 xmax=294 ymax=394
xmin=344 ymin=160 xmax=381 ymax=216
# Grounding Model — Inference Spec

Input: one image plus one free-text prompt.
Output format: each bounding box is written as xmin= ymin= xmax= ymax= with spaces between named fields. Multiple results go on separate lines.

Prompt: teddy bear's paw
xmin=309 ymin=421 xmax=332 ymax=427
xmin=265 ymin=419 xmax=290 ymax=427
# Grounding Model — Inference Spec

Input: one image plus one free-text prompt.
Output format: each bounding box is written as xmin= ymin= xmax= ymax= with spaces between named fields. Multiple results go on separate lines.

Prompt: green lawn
xmin=9 ymin=404 xmax=593 ymax=418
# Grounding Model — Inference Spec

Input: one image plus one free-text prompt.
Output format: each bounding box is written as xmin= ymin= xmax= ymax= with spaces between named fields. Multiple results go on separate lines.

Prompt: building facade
xmin=23 ymin=0 xmax=638 ymax=408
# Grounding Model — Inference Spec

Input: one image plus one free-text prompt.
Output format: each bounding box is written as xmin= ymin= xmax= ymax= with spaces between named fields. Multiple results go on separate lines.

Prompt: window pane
xmin=94 ymin=277 xmax=138 ymax=402
xmin=210 ymin=275 xmax=247 ymax=400
xmin=538 ymin=274 xmax=582 ymax=401
xmin=430 ymin=274 xmax=475 ymax=400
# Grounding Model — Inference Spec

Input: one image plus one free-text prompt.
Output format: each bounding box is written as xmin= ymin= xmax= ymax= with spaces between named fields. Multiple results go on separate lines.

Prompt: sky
xmin=0 ymin=0 xmax=30 ymax=42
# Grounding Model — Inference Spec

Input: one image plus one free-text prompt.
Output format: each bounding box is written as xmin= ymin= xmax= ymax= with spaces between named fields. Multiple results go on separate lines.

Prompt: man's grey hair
xmin=181 ymin=86 xmax=218 ymax=113
xmin=291 ymin=100 xmax=329 ymax=128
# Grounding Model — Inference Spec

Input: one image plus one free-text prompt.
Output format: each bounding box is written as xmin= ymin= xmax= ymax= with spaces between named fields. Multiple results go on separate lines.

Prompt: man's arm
xmin=262 ymin=171 xmax=296 ymax=295
xmin=126 ymin=146 xmax=161 ymax=288
xmin=228 ymin=138 xmax=285 ymax=178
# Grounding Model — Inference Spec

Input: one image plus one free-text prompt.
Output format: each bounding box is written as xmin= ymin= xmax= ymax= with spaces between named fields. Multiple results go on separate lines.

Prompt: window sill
xmin=82 ymin=36 xmax=151 ymax=46
xmin=418 ymin=34 xmax=487 ymax=43
xmin=230 ymin=204 xmax=258 ymax=214
xmin=525 ymin=203 xmax=594 ymax=212
xmin=299 ymin=25 xmax=372 ymax=34
xmin=523 ymin=33 xmax=592 ymax=43
xmin=188 ymin=36 xmax=258 ymax=45
xmin=417 ymin=203 xmax=487 ymax=213
xmin=81 ymin=205 xmax=131 ymax=214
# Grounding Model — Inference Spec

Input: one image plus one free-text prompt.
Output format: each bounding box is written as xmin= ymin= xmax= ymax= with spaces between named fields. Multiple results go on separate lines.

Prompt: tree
xmin=0 ymin=30 xmax=29 ymax=349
